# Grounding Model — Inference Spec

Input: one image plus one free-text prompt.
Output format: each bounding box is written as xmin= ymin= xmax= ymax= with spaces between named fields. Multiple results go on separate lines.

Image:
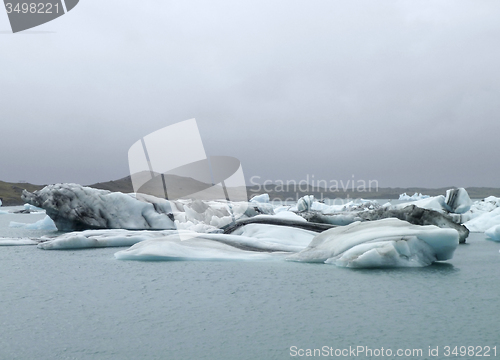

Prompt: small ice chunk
xmin=485 ymin=225 xmax=500 ymax=242
xmin=296 ymin=195 xmax=314 ymax=212
xmin=9 ymin=215 xmax=57 ymax=231
xmin=445 ymin=188 xmax=472 ymax=214
xmin=249 ymin=193 xmax=270 ymax=203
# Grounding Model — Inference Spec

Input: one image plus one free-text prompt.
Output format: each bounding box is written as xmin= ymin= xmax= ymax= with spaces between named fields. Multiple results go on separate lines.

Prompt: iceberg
xmin=301 ymin=204 xmax=469 ymax=243
xmin=38 ymin=229 xmax=179 ymax=250
xmin=114 ymin=233 xmax=289 ymax=261
xmin=485 ymin=225 xmax=500 ymax=242
xmin=296 ymin=195 xmax=315 ymax=212
xmin=249 ymin=193 xmax=270 ymax=203
xmin=22 ymin=184 xmax=177 ymax=231
xmin=399 ymin=192 xmax=430 ymax=201
xmin=9 ymin=215 xmax=57 ymax=231
xmin=462 ymin=196 xmax=500 ymax=232
xmin=286 ymin=218 xmax=459 ymax=268
xmin=445 ymin=188 xmax=472 ymax=214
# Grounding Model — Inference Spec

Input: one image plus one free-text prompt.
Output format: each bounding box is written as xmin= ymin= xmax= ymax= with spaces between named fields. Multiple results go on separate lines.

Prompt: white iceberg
xmin=114 ymin=233 xmax=289 ymax=261
xmin=9 ymin=215 xmax=57 ymax=231
xmin=391 ymin=195 xmax=449 ymax=213
xmin=485 ymin=225 xmax=500 ymax=242
xmin=296 ymin=195 xmax=315 ymax=212
xmin=286 ymin=218 xmax=459 ymax=268
xmin=399 ymin=192 xmax=430 ymax=201
xmin=462 ymin=196 xmax=500 ymax=232
xmin=310 ymin=198 xmax=381 ymax=214
xmin=249 ymin=193 xmax=270 ymax=203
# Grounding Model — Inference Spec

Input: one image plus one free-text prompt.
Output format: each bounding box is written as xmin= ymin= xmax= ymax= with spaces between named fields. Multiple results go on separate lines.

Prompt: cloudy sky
xmin=1 ymin=0 xmax=499 ymax=188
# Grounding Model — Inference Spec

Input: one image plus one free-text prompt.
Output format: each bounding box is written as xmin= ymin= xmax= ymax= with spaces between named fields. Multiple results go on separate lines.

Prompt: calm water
xmin=0 ymin=209 xmax=499 ymax=360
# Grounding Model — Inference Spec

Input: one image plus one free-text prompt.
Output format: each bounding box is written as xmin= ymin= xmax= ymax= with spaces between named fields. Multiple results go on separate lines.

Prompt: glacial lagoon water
xmin=0 ymin=208 xmax=499 ymax=360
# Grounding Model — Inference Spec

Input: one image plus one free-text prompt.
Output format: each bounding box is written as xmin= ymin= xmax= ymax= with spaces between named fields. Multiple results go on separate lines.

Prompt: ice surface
xmin=249 ymin=194 xmax=270 ymax=203
xmin=309 ymin=199 xmax=381 ymax=214
xmin=391 ymin=195 xmax=449 ymax=213
xmin=114 ymin=233 xmax=289 ymax=261
xmin=462 ymin=196 xmax=500 ymax=232
xmin=9 ymin=215 xmax=57 ymax=231
xmin=286 ymin=218 xmax=459 ymax=268
xmin=23 ymin=203 xmax=44 ymax=212
xmin=38 ymin=229 xmax=179 ymax=250
xmin=296 ymin=195 xmax=315 ymax=212
xmin=230 ymin=223 xmax=316 ymax=251
xmin=399 ymin=192 xmax=430 ymax=201
xmin=445 ymin=188 xmax=472 ymax=214
xmin=0 ymin=238 xmax=38 ymax=246
xmin=485 ymin=225 xmax=500 ymax=241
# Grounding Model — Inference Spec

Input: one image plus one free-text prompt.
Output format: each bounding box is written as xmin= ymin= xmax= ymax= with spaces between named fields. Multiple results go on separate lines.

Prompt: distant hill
xmin=0 ymin=180 xmax=45 ymax=206
xmin=2 ymin=176 xmax=500 ymax=206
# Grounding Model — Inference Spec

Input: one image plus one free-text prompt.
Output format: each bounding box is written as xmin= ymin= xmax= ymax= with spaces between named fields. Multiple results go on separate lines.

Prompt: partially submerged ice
xmin=287 ymin=218 xmax=459 ymax=267
xmin=21 ymin=183 xmax=253 ymax=232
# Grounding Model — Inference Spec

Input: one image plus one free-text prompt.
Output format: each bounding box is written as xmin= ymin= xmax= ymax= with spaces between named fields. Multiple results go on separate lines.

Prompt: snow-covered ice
xmin=286 ymin=218 xmax=459 ymax=268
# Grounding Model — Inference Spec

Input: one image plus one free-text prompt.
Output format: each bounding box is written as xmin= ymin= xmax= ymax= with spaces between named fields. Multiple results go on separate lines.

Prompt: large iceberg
xmin=21 ymin=184 xmax=248 ymax=232
xmin=22 ymin=184 xmax=176 ymax=231
xmin=114 ymin=218 xmax=459 ymax=267
xmin=300 ymin=204 xmax=469 ymax=243
xmin=286 ymin=218 xmax=459 ymax=267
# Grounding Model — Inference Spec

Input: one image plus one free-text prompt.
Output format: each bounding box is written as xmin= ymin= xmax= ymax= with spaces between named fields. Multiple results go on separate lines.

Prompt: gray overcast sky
xmin=1 ymin=0 xmax=499 ymax=188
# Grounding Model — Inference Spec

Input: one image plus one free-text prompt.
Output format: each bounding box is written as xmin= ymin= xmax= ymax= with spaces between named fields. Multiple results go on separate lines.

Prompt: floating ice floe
xmin=399 ymin=192 xmax=430 ymax=201
xmin=38 ymin=229 xmax=179 ymax=250
xmin=9 ymin=215 xmax=57 ymax=231
xmin=485 ymin=225 xmax=500 ymax=242
xmin=114 ymin=234 xmax=290 ymax=262
xmin=0 ymin=238 xmax=38 ymax=246
xmin=114 ymin=218 xmax=459 ymax=267
xmin=286 ymin=218 xmax=459 ymax=267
